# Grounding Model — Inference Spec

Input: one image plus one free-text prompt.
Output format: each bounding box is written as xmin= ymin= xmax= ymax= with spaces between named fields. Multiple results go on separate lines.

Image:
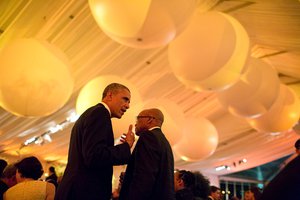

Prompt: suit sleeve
xmin=127 ymin=132 xmax=160 ymax=199
xmin=81 ymin=107 xmax=131 ymax=169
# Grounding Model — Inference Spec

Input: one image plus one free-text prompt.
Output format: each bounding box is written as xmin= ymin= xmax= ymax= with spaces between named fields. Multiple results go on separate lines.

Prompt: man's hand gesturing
xmin=120 ymin=124 xmax=135 ymax=148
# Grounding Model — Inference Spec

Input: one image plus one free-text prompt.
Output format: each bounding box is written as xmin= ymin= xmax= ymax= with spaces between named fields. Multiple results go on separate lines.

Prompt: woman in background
xmin=3 ymin=156 xmax=55 ymax=200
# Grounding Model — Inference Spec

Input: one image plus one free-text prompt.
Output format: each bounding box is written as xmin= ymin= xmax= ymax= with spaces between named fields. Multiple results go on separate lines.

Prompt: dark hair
xmin=102 ymin=83 xmax=130 ymax=100
xmin=2 ymin=164 xmax=17 ymax=179
xmin=49 ymin=166 xmax=55 ymax=173
xmin=177 ymin=170 xmax=195 ymax=188
xmin=0 ymin=159 xmax=8 ymax=177
xmin=15 ymin=156 xmax=44 ymax=180
xmin=250 ymin=186 xmax=262 ymax=200
xmin=210 ymin=185 xmax=220 ymax=193
xmin=193 ymin=171 xmax=210 ymax=199
xmin=294 ymin=139 xmax=300 ymax=150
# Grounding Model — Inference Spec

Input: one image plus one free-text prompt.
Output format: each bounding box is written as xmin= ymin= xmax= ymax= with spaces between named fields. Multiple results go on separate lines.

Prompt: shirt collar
xmin=100 ymin=102 xmax=111 ymax=117
xmin=149 ymin=126 xmax=160 ymax=131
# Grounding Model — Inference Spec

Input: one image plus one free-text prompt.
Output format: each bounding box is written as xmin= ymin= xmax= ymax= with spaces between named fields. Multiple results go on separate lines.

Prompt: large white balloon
xmin=0 ymin=38 xmax=73 ymax=117
xmin=144 ymin=98 xmax=184 ymax=145
xmin=217 ymin=58 xmax=280 ymax=118
xmin=174 ymin=117 xmax=218 ymax=161
xmin=76 ymin=75 xmax=143 ymax=138
xmin=247 ymin=84 xmax=300 ymax=132
xmin=89 ymin=0 xmax=197 ymax=49
xmin=168 ymin=11 xmax=249 ymax=91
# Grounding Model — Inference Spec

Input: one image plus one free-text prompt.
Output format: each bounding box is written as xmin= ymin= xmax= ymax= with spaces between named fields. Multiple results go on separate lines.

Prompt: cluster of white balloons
xmin=3 ymin=1 xmax=298 ymax=162
xmin=87 ymin=1 xmax=300 ymax=159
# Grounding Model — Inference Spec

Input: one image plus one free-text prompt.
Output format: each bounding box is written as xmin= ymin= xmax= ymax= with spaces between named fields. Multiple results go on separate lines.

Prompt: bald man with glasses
xmin=119 ymin=108 xmax=175 ymax=200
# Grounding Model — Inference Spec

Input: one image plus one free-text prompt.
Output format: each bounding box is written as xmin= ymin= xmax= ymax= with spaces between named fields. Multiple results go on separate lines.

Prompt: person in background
xmin=174 ymin=170 xmax=195 ymax=200
xmin=55 ymin=83 xmax=135 ymax=200
xmin=192 ymin=171 xmax=210 ymax=200
xmin=119 ymin=108 xmax=175 ymax=200
xmin=3 ymin=156 xmax=55 ymax=200
xmin=174 ymin=169 xmax=210 ymax=200
xmin=208 ymin=186 xmax=221 ymax=200
xmin=111 ymin=172 xmax=125 ymax=200
xmin=294 ymin=138 xmax=300 ymax=155
xmin=259 ymin=139 xmax=300 ymax=200
xmin=46 ymin=166 xmax=58 ymax=188
xmin=249 ymin=186 xmax=261 ymax=200
xmin=0 ymin=164 xmax=17 ymax=200
xmin=243 ymin=190 xmax=254 ymax=200
xmin=0 ymin=160 xmax=7 ymax=177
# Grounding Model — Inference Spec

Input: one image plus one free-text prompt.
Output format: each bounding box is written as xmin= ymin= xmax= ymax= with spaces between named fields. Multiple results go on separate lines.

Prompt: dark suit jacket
xmin=0 ymin=180 xmax=9 ymax=200
xmin=55 ymin=103 xmax=131 ymax=200
xmin=46 ymin=173 xmax=58 ymax=188
xmin=259 ymin=155 xmax=300 ymax=200
xmin=119 ymin=128 xmax=175 ymax=200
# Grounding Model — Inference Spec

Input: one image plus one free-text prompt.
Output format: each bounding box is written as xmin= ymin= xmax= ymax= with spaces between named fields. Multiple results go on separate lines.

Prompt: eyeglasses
xmin=136 ymin=115 xmax=155 ymax=120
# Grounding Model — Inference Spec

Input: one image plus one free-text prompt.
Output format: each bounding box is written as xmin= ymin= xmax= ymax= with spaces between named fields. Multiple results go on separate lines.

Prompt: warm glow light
xmin=215 ymin=165 xmax=227 ymax=171
xmin=67 ymin=112 xmax=80 ymax=123
xmin=43 ymin=134 xmax=52 ymax=142
xmin=180 ymin=156 xmax=189 ymax=161
xmin=217 ymin=58 xmax=280 ymax=118
xmin=24 ymin=137 xmax=37 ymax=146
xmin=174 ymin=117 xmax=218 ymax=161
xmin=247 ymin=84 xmax=300 ymax=132
xmin=89 ymin=0 xmax=197 ymax=48
xmin=0 ymin=38 xmax=73 ymax=117
xmin=49 ymin=125 xmax=63 ymax=133
xmin=168 ymin=11 xmax=249 ymax=91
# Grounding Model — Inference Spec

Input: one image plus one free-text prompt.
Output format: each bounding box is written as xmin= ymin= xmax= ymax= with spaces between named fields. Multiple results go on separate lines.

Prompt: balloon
xmin=247 ymin=84 xmax=300 ymax=132
xmin=0 ymin=38 xmax=73 ymax=117
xmin=144 ymin=98 xmax=184 ymax=145
xmin=168 ymin=11 xmax=249 ymax=91
xmin=174 ymin=117 xmax=218 ymax=161
xmin=76 ymin=75 xmax=143 ymax=138
xmin=288 ymin=83 xmax=300 ymax=98
xmin=89 ymin=0 xmax=197 ymax=49
xmin=217 ymin=58 xmax=280 ymax=118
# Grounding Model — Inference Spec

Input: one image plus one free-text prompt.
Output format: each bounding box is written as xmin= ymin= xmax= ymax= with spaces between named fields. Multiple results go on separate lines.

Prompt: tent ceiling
xmin=0 ymin=0 xmax=300 ymax=176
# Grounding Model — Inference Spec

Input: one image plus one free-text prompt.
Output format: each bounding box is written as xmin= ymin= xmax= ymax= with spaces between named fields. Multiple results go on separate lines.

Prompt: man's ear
xmin=105 ymin=91 xmax=113 ymax=101
xmin=178 ymin=178 xmax=184 ymax=187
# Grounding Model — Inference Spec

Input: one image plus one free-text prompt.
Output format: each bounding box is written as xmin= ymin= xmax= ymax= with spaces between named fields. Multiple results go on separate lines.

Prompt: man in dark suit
xmin=55 ymin=83 xmax=135 ymax=200
xmin=260 ymin=139 xmax=300 ymax=200
xmin=119 ymin=108 xmax=175 ymax=200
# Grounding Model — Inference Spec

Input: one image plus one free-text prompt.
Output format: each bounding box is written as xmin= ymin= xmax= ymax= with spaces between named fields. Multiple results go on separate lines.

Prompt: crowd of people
xmin=0 ymin=82 xmax=299 ymax=200
xmin=0 ymin=157 xmax=57 ymax=200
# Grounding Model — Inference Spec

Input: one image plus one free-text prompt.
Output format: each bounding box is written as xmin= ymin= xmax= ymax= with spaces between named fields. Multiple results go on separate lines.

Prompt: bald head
xmin=141 ymin=108 xmax=164 ymax=126
xmin=135 ymin=108 xmax=165 ymax=136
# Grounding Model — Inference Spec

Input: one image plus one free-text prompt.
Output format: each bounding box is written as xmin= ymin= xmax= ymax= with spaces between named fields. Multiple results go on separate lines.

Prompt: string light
xmin=20 ymin=112 xmax=79 ymax=149
xmin=215 ymin=158 xmax=247 ymax=171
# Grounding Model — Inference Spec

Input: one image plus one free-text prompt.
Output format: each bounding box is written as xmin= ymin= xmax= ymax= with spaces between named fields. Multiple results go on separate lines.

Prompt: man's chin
xmin=117 ymin=113 xmax=125 ymax=119
xmin=111 ymin=114 xmax=122 ymax=119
